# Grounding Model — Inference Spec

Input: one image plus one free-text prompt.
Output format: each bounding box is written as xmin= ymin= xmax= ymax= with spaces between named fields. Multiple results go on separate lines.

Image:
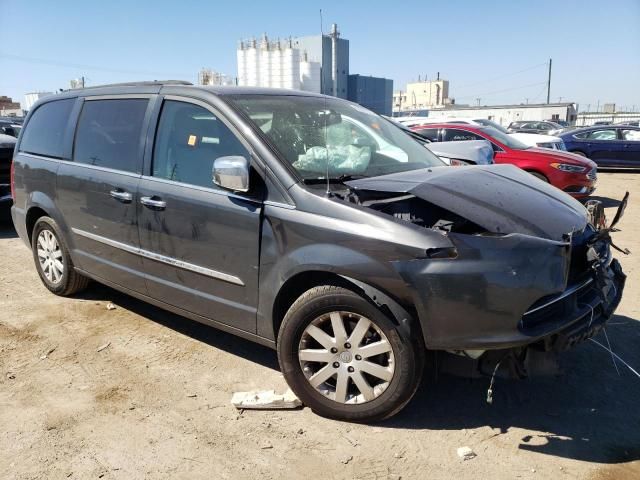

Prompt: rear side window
xmin=152 ymin=100 xmax=249 ymax=189
xmin=442 ymin=129 xmax=484 ymax=142
xmin=415 ymin=128 xmax=440 ymax=142
xmin=20 ymin=98 xmax=74 ymax=158
xmin=73 ymin=99 xmax=148 ymax=173
xmin=589 ymin=129 xmax=616 ymax=140
xmin=621 ymin=129 xmax=640 ymax=141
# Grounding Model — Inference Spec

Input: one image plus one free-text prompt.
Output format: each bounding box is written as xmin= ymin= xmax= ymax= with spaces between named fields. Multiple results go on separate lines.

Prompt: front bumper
xmin=558 ymin=167 xmax=597 ymax=198
xmin=394 ymin=231 xmax=625 ymax=351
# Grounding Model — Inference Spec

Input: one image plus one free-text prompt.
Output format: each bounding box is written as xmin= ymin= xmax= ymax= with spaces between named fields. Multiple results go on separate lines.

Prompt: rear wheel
xmin=277 ymin=285 xmax=424 ymax=422
xmin=31 ymin=217 xmax=90 ymax=296
xmin=571 ymin=150 xmax=587 ymax=157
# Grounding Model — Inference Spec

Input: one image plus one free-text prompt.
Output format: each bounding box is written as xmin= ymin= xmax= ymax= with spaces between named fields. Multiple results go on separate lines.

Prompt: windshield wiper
xmin=302 ymin=174 xmax=367 ymax=184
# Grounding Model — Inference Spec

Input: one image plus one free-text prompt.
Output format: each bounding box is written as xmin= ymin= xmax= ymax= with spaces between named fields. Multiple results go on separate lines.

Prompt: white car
xmin=393 ymin=116 xmax=566 ymax=151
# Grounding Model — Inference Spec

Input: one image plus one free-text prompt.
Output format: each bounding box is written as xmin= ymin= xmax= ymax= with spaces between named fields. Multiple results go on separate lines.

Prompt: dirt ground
xmin=1 ymin=172 xmax=639 ymax=480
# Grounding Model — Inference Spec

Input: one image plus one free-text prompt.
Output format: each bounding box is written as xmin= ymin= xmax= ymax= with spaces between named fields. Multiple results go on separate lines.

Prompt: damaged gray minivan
xmin=11 ymin=82 xmax=626 ymax=421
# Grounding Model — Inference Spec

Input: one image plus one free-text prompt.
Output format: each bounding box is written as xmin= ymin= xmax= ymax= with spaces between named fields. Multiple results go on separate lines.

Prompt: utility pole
xmin=558 ymin=96 xmax=562 ymax=103
xmin=525 ymin=98 xmax=529 ymax=104
xmin=476 ymin=98 xmax=481 ymax=106
xmin=546 ymin=58 xmax=552 ymax=104
xmin=81 ymin=76 xmax=85 ymax=88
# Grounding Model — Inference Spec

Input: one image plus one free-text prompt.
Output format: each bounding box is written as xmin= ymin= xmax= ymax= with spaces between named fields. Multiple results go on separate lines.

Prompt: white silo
xmin=300 ymin=52 xmax=321 ymax=93
xmin=237 ymin=41 xmax=247 ymax=86
xmin=270 ymin=39 xmax=283 ymax=88
xmin=259 ymin=33 xmax=271 ymax=88
xmin=281 ymin=38 xmax=300 ymax=90
xmin=245 ymin=37 xmax=259 ymax=87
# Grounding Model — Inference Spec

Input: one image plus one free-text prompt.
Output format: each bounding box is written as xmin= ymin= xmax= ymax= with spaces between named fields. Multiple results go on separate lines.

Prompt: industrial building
xmin=23 ymin=92 xmax=53 ymax=112
xmin=237 ymin=24 xmax=346 ymax=96
xmin=237 ymin=24 xmax=393 ymax=115
xmin=404 ymin=102 xmax=578 ymax=127
xmin=0 ymin=95 xmax=21 ymax=116
xmin=198 ymin=69 xmax=234 ymax=87
xmin=348 ymin=75 xmax=394 ymax=116
xmin=393 ymin=77 xmax=451 ymax=112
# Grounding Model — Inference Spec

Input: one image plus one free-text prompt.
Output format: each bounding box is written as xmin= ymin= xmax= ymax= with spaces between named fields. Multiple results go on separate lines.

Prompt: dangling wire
xmin=590 ymin=338 xmax=639 ymax=379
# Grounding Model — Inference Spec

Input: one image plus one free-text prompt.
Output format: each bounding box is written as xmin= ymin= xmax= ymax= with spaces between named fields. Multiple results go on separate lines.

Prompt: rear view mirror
xmin=212 ymin=156 xmax=249 ymax=192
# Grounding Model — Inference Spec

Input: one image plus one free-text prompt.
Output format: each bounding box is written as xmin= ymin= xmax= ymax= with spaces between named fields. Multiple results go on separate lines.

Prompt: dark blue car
xmin=560 ymin=125 xmax=640 ymax=168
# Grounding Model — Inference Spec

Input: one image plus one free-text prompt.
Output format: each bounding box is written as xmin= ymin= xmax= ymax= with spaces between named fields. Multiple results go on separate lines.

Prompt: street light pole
xmin=546 ymin=58 xmax=552 ymax=104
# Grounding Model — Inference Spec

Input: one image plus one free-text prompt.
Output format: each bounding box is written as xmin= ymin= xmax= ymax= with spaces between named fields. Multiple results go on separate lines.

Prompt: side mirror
xmin=212 ymin=156 xmax=249 ymax=192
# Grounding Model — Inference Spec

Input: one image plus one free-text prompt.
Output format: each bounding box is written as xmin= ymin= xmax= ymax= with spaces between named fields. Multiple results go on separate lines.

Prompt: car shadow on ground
xmin=76 ymin=281 xmax=640 ymax=465
xmin=384 ymin=313 xmax=640 ymax=464
xmin=0 ymin=218 xmax=17 ymax=238
xmin=76 ymin=283 xmax=280 ymax=371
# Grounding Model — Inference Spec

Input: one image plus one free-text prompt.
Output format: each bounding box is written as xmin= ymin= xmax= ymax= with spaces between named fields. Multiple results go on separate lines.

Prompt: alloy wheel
xmin=298 ymin=311 xmax=395 ymax=404
xmin=36 ymin=229 xmax=64 ymax=284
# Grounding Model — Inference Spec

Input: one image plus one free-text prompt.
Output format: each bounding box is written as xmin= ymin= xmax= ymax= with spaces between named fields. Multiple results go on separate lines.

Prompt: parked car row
xmin=395 ymin=115 xmax=640 ymax=171
xmin=9 ymin=83 xmax=627 ymax=421
xmin=407 ymin=122 xmax=597 ymax=197
xmin=507 ymin=120 xmax=564 ymax=136
xmin=395 ymin=116 xmax=567 ymax=150
xmin=0 ymin=133 xmax=17 ymax=218
xmin=0 ymin=117 xmax=22 ymax=138
xmin=560 ymin=125 xmax=640 ymax=169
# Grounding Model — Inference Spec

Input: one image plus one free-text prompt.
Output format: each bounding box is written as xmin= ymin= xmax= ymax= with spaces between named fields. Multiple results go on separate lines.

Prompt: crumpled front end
xmin=394 ymin=220 xmax=626 ymax=352
xmin=344 ymin=167 xmax=627 ymax=352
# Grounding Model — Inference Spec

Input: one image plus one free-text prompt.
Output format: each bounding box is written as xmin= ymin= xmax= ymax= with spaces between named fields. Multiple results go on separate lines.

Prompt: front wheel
xmin=277 ymin=285 xmax=424 ymax=422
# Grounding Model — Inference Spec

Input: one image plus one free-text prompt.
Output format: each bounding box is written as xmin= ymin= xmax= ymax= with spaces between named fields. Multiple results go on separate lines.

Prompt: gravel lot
xmin=1 ymin=172 xmax=639 ymax=480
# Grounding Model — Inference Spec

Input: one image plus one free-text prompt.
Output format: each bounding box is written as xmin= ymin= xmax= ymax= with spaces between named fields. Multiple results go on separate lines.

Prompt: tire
xmin=528 ymin=171 xmax=548 ymax=182
xmin=571 ymin=150 xmax=587 ymax=157
xmin=31 ymin=216 xmax=90 ymax=296
xmin=277 ymin=285 xmax=424 ymax=422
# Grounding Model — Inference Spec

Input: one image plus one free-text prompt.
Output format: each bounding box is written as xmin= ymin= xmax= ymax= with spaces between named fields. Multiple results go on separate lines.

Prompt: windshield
xmin=480 ymin=126 xmax=530 ymax=150
xmin=228 ymin=95 xmax=444 ymax=180
xmin=474 ymin=118 xmax=509 ymax=134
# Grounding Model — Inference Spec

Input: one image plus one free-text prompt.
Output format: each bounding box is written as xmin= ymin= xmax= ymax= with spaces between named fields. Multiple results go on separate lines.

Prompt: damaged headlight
xmin=550 ymin=163 xmax=586 ymax=173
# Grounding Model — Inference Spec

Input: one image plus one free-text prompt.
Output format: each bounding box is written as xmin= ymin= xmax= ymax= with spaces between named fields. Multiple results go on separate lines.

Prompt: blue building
xmin=347 ymin=75 xmax=393 ymax=116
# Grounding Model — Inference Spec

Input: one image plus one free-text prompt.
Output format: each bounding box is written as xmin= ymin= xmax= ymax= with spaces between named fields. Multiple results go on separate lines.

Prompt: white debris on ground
xmin=457 ymin=446 xmax=477 ymax=461
xmin=231 ymin=389 xmax=302 ymax=410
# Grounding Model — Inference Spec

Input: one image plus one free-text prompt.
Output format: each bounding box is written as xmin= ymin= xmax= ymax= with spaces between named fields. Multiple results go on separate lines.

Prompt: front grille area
xmin=519 ymin=279 xmax=599 ymax=336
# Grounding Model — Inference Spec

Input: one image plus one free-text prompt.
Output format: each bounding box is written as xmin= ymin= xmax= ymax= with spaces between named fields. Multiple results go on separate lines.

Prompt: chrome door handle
xmin=109 ymin=190 xmax=133 ymax=203
xmin=140 ymin=196 xmax=166 ymax=210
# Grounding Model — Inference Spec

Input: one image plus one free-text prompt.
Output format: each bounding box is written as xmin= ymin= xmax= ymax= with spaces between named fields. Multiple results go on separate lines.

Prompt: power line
xmin=0 ymin=52 xmax=190 ymax=78
xmin=455 ymin=81 xmax=548 ymax=101
xmin=455 ymin=62 xmax=549 ymax=90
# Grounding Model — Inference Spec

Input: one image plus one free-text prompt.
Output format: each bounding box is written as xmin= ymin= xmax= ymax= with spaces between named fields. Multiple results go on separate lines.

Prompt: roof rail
xmin=68 ymin=80 xmax=193 ymax=91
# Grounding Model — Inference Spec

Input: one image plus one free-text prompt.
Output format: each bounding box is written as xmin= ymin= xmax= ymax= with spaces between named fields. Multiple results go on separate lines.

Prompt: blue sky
xmin=1 ymin=0 xmax=639 ymax=111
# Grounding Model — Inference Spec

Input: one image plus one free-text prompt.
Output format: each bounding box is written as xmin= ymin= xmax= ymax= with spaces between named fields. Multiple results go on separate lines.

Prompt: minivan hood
xmin=345 ymin=165 xmax=588 ymax=241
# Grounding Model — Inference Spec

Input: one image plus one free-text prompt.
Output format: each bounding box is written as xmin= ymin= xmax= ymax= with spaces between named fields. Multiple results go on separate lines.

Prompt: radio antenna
xmin=324 ymin=97 xmax=332 ymax=197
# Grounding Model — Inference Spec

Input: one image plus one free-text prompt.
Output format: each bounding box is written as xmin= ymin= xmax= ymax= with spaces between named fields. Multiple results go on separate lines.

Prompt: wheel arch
xmin=25 ymin=206 xmax=50 ymax=244
xmin=271 ymin=270 xmax=420 ymax=345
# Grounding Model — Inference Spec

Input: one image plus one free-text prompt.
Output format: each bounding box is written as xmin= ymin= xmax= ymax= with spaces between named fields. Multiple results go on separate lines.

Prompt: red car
xmin=411 ymin=123 xmax=597 ymax=198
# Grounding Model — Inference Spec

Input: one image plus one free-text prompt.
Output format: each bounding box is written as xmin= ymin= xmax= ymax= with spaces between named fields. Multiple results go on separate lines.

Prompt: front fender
xmin=256 ymin=203 xmax=451 ymax=340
